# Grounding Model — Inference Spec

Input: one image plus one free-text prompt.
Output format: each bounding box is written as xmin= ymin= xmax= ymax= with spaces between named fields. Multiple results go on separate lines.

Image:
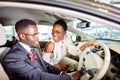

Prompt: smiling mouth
xmin=53 ymin=37 xmax=58 ymax=41
xmin=35 ymin=41 xmax=39 ymax=44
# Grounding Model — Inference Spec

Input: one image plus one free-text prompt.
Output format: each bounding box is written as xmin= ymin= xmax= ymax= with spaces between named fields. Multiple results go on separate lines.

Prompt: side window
xmin=37 ymin=25 xmax=52 ymax=41
xmin=3 ymin=25 xmax=78 ymax=42
xmin=3 ymin=26 xmax=17 ymax=41
xmin=37 ymin=25 xmax=78 ymax=42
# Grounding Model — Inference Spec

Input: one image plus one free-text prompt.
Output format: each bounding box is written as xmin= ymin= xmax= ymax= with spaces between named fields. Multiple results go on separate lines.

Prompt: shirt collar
xmin=19 ymin=42 xmax=31 ymax=52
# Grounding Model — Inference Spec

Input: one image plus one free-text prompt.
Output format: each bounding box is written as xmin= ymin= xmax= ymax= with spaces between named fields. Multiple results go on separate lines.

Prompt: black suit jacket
xmin=2 ymin=41 xmax=71 ymax=80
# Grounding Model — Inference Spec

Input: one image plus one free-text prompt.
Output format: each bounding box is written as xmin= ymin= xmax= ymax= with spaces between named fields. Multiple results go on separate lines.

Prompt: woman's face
xmin=52 ymin=24 xmax=66 ymax=42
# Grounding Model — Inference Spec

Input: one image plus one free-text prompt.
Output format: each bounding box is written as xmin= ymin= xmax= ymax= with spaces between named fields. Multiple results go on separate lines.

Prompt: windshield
xmin=91 ymin=0 xmax=120 ymax=7
xmin=75 ymin=21 xmax=120 ymax=41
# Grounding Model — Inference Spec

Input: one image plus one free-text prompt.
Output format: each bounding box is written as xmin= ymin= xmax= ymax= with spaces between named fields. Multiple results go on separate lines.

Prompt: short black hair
xmin=53 ymin=19 xmax=67 ymax=31
xmin=15 ymin=19 xmax=36 ymax=33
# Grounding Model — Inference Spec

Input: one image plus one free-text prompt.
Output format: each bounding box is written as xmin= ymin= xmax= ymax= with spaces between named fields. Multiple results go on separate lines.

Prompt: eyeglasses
xmin=21 ymin=32 xmax=39 ymax=36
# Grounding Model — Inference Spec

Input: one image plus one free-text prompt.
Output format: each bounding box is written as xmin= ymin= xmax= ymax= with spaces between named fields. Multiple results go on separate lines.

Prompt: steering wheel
xmin=77 ymin=41 xmax=110 ymax=80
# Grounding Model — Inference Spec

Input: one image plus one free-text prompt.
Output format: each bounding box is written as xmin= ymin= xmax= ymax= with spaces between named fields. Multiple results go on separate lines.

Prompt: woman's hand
xmin=80 ymin=40 xmax=98 ymax=51
xmin=87 ymin=40 xmax=98 ymax=47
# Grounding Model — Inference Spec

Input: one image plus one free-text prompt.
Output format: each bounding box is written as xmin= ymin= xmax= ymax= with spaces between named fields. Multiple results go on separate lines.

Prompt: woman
xmin=42 ymin=19 xmax=96 ymax=71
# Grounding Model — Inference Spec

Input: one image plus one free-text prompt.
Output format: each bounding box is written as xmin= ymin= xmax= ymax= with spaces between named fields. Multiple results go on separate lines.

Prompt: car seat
xmin=0 ymin=24 xmax=10 ymax=80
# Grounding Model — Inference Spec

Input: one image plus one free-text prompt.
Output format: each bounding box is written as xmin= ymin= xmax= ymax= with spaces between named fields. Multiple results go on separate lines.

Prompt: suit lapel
xmin=15 ymin=42 xmax=47 ymax=72
xmin=33 ymin=48 xmax=47 ymax=72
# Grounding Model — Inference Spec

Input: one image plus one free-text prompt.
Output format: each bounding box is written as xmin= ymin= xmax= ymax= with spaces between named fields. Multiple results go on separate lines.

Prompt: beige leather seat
xmin=0 ymin=24 xmax=9 ymax=80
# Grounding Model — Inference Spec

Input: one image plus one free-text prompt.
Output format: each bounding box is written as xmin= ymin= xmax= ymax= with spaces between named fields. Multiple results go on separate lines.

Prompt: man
xmin=2 ymin=19 xmax=83 ymax=80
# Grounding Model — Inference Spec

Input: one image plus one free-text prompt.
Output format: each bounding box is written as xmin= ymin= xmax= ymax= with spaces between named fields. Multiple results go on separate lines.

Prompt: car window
xmin=3 ymin=20 xmax=120 ymax=42
xmin=3 ymin=26 xmax=17 ymax=41
xmin=79 ymin=22 xmax=120 ymax=40
xmin=38 ymin=20 xmax=120 ymax=42
xmin=3 ymin=25 xmax=77 ymax=42
xmin=94 ymin=0 xmax=120 ymax=7
xmin=72 ymin=19 xmax=120 ymax=41
xmin=3 ymin=25 xmax=52 ymax=41
xmin=37 ymin=25 xmax=52 ymax=41
xmin=38 ymin=25 xmax=77 ymax=41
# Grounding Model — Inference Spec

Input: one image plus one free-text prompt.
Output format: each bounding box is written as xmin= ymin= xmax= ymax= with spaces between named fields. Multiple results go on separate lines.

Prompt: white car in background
xmin=0 ymin=0 xmax=120 ymax=80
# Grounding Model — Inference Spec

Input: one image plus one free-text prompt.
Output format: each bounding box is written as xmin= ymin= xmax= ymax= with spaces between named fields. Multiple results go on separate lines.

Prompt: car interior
xmin=0 ymin=0 xmax=120 ymax=80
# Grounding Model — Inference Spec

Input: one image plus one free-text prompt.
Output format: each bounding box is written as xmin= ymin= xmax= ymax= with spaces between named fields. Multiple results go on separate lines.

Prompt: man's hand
xmin=54 ymin=64 xmax=69 ymax=71
xmin=71 ymin=70 xmax=83 ymax=80
xmin=60 ymin=64 xmax=69 ymax=71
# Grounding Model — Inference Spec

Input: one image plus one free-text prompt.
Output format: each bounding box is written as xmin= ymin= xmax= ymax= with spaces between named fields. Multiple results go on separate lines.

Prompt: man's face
xmin=19 ymin=25 xmax=39 ymax=47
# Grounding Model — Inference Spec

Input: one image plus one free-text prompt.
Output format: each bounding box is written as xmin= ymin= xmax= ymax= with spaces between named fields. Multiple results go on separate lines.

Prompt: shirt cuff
xmin=60 ymin=71 xmax=64 ymax=75
xmin=70 ymin=75 xmax=73 ymax=80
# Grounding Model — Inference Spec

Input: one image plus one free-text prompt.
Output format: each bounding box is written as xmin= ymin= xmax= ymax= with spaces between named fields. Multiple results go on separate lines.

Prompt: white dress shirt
xmin=19 ymin=42 xmax=31 ymax=53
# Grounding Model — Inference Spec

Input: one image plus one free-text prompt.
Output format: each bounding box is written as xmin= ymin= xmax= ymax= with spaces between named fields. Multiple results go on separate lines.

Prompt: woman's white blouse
xmin=42 ymin=36 xmax=82 ymax=65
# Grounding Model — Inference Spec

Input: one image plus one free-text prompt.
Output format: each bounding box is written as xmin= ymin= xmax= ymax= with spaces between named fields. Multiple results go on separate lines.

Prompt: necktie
xmin=31 ymin=48 xmax=47 ymax=72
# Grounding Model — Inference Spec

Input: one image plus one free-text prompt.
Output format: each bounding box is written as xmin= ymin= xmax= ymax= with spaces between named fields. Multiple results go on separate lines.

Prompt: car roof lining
xmin=0 ymin=1 xmax=119 ymax=29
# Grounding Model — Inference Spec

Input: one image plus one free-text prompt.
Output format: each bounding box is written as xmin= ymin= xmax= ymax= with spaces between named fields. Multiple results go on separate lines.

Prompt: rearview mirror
xmin=76 ymin=18 xmax=90 ymax=29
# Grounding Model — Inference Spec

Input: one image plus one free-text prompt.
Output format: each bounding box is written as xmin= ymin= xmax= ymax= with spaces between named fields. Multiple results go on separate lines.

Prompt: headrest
xmin=0 ymin=24 xmax=6 ymax=46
